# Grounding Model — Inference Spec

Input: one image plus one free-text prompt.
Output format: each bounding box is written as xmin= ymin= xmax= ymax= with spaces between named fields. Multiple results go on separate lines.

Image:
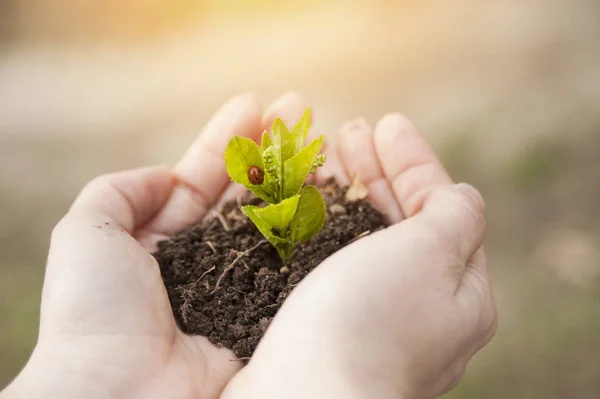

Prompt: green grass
xmin=505 ymin=141 xmax=561 ymax=189
xmin=0 ymin=267 xmax=41 ymax=388
xmin=436 ymin=129 xmax=479 ymax=182
xmin=445 ymin=264 xmax=600 ymax=399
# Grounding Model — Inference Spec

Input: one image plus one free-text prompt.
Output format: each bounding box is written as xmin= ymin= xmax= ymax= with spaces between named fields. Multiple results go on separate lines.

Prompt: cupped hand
xmin=2 ymin=93 xmax=314 ymax=399
xmin=3 ymin=92 xmax=497 ymax=399
xmin=223 ymin=107 xmax=498 ymax=399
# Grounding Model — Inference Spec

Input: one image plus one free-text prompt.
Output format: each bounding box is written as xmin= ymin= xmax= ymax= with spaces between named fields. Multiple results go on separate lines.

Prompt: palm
xmin=44 ymin=219 xmax=235 ymax=398
xmin=39 ymin=93 xmax=328 ymax=399
xmin=219 ymin=105 xmax=459 ymax=399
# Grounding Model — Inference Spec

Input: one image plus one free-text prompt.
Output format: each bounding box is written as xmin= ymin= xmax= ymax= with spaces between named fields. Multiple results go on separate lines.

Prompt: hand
xmin=222 ymin=110 xmax=498 ymax=398
xmin=1 ymin=93 xmax=315 ymax=399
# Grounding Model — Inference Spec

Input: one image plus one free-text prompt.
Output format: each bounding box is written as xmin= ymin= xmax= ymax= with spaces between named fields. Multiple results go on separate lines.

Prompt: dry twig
xmin=216 ymin=210 xmax=231 ymax=232
xmin=348 ymin=230 xmax=371 ymax=244
xmin=210 ymin=240 xmax=267 ymax=294
xmin=198 ymin=265 xmax=216 ymax=282
xmin=206 ymin=241 xmax=217 ymax=254
xmin=230 ymin=357 xmax=251 ymax=362
xmin=345 ymin=174 xmax=369 ymax=201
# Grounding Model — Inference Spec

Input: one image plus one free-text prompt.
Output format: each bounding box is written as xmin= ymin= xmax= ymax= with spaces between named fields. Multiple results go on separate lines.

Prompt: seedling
xmin=224 ymin=108 xmax=327 ymax=262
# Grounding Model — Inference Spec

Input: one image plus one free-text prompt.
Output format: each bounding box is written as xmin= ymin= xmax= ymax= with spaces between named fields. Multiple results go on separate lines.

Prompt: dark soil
xmin=154 ymin=180 xmax=385 ymax=359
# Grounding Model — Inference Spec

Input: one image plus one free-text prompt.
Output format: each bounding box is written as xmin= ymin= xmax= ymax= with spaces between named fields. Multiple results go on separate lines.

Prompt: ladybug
xmin=247 ymin=165 xmax=264 ymax=185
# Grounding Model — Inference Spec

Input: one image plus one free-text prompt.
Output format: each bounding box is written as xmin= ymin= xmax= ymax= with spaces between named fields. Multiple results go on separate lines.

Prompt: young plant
xmin=224 ymin=108 xmax=327 ymax=262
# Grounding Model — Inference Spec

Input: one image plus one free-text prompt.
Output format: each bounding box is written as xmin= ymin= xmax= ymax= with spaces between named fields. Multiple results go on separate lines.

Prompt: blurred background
xmin=1 ymin=0 xmax=599 ymax=397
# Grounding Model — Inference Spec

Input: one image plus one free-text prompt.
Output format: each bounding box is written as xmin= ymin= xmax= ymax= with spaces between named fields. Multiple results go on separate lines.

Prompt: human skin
xmin=0 ymin=93 xmax=496 ymax=399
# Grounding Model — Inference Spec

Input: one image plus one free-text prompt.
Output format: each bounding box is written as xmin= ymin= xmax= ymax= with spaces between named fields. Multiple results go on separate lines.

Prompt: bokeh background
xmin=1 ymin=0 xmax=599 ymax=397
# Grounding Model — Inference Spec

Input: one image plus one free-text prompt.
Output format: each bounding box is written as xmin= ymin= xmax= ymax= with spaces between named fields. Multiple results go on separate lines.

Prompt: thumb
xmin=41 ymin=166 xmax=176 ymax=337
xmin=416 ymin=183 xmax=486 ymax=262
xmin=67 ymin=165 xmax=174 ymax=233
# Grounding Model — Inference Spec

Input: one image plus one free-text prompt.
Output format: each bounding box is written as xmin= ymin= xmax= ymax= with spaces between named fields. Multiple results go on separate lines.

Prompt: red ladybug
xmin=247 ymin=165 xmax=264 ymax=185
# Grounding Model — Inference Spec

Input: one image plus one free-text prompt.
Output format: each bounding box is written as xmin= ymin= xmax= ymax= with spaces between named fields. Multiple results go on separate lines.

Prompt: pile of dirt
xmin=154 ymin=180 xmax=385 ymax=359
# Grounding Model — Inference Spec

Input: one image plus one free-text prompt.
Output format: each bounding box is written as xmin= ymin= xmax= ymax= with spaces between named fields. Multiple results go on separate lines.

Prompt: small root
xmin=206 ymin=241 xmax=217 ymax=254
xmin=179 ymin=291 xmax=193 ymax=325
xmin=180 ymin=303 xmax=191 ymax=324
xmin=198 ymin=265 xmax=216 ymax=282
xmin=241 ymin=259 xmax=250 ymax=270
xmin=184 ymin=265 xmax=216 ymax=292
xmin=349 ymin=230 xmax=371 ymax=244
xmin=216 ymin=210 xmax=231 ymax=232
xmin=210 ymin=240 xmax=267 ymax=294
xmin=227 ymin=208 xmax=245 ymax=222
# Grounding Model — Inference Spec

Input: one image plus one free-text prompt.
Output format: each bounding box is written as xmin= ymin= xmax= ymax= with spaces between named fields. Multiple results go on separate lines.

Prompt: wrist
xmin=1 ymin=351 xmax=76 ymax=399
xmin=221 ymin=348 xmax=420 ymax=399
xmin=1 ymin=346 xmax=113 ymax=399
xmin=222 ymin=361 xmax=362 ymax=399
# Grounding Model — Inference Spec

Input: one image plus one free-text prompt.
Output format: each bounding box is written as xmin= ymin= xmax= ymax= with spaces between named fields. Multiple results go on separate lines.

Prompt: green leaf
xmin=261 ymin=130 xmax=272 ymax=151
xmin=290 ymin=185 xmax=326 ymax=243
xmin=290 ymin=107 xmax=311 ymax=152
xmin=224 ymin=137 xmax=274 ymax=203
xmin=252 ymin=195 xmax=300 ymax=231
xmin=224 ymin=136 xmax=263 ymax=183
xmin=272 ymin=118 xmax=296 ymax=162
xmin=242 ymin=205 xmax=294 ymax=261
xmin=270 ymin=118 xmax=296 ymax=201
xmin=282 ymin=135 xmax=324 ymax=198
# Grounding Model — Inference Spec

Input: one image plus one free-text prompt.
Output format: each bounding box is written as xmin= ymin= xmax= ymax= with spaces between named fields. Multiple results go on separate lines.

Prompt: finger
xmin=457 ymin=249 xmax=490 ymax=304
xmin=341 ymin=183 xmax=485 ymax=287
xmin=261 ymin=92 xmax=310 ymax=132
xmin=46 ymin=166 xmax=175 ymax=336
xmin=262 ymin=91 xmax=327 ymax=147
xmin=374 ymin=113 xmax=452 ymax=218
xmin=338 ymin=118 xmax=403 ymax=223
xmin=417 ymin=183 xmax=486 ymax=263
xmin=456 ymin=248 xmax=498 ymax=347
xmin=145 ymin=93 xmax=263 ymax=234
xmin=216 ymin=181 xmax=248 ymax=207
xmin=263 ymin=93 xmax=345 ymax=188
xmin=69 ymin=165 xmax=174 ymax=233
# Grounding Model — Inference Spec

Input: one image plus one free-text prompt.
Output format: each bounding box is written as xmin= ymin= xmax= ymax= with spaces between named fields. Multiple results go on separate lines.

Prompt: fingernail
xmin=279 ymin=91 xmax=303 ymax=101
xmin=215 ymin=92 xmax=261 ymax=124
xmin=377 ymin=113 xmax=412 ymax=131
xmin=230 ymin=92 xmax=261 ymax=109
xmin=374 ymin=113 xmax=412 ymax=148
xmin=341 ymin=119 xmax=370 ymax=152
xmin=341 ymin=117 xmax=369 ymax=133
xmin=264 ymin=92 xmax=308 ymax=126
xmin=268 ymin=92 xmax=304 ymax=112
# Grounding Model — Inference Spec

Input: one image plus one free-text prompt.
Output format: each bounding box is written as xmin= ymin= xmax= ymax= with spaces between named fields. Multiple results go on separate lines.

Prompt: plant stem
xmin=276 ymin=242 xmax=294 ymax=264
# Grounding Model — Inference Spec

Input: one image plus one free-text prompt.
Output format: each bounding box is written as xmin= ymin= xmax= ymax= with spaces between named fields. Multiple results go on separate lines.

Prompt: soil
xmin=154 ymin=180 xmax=386 ymax=359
